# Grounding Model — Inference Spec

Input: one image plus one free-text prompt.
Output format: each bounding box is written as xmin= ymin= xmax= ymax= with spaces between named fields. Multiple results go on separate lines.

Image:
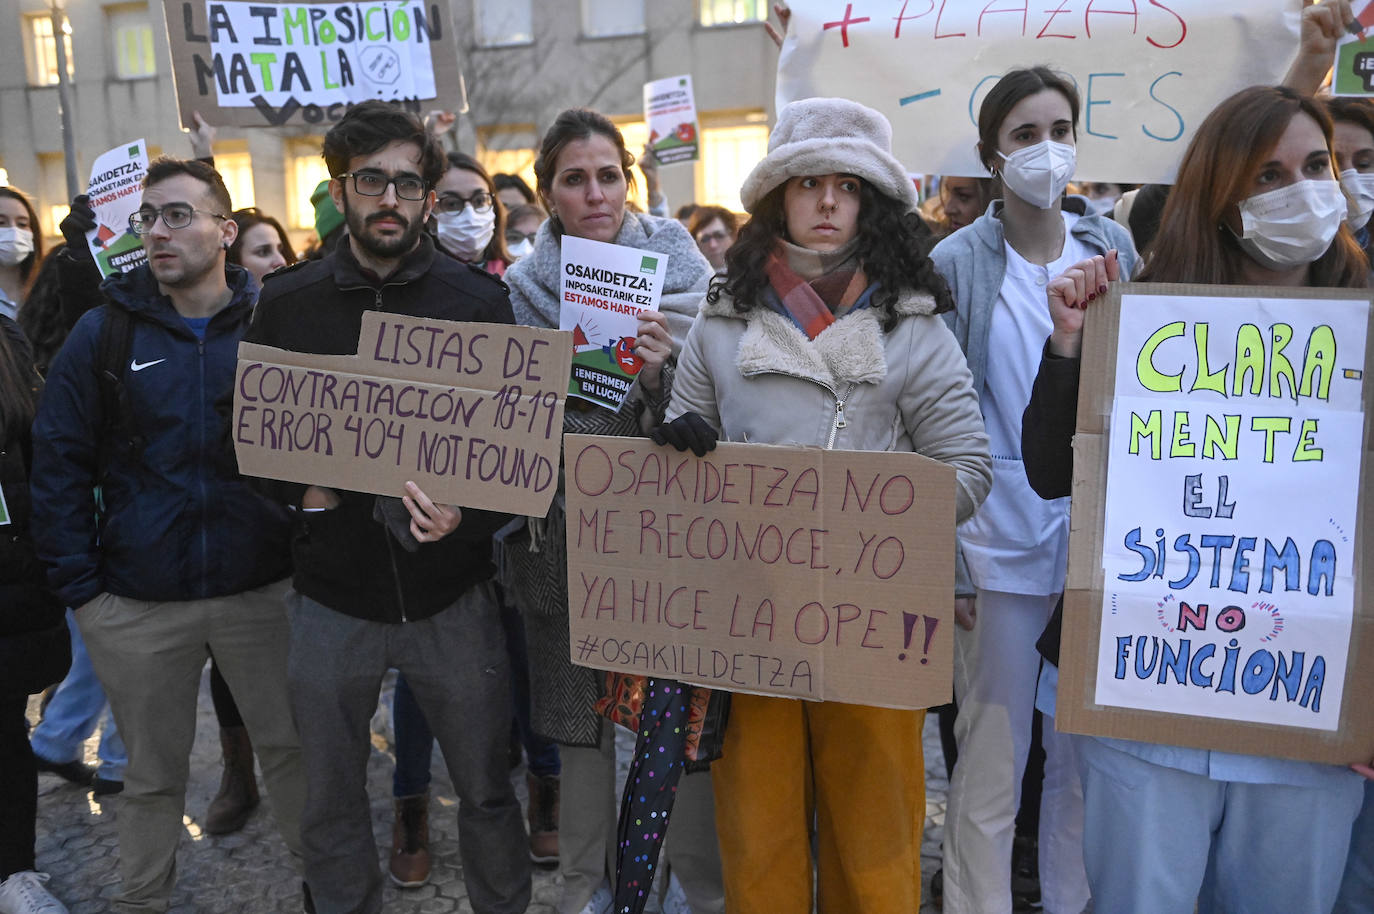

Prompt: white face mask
xmin=0 ymin=226 xmax=35 ymax=267
xmin=435 ymin=206 xmax=496 ymax=262
xmin=1235 ymin=179 xmax=1347 ymax=272
xmin=507 ymin=237 xmax=534 ymax=260
xmin=1339 ymin=168 xmax=1374 ymax=232
xmin=997 ymin=140 xmax=1077 ymax=210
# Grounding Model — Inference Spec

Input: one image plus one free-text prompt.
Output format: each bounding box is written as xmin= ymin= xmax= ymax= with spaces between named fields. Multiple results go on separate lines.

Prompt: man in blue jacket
xmin=31 ymin=158 xmax=305 ymax=913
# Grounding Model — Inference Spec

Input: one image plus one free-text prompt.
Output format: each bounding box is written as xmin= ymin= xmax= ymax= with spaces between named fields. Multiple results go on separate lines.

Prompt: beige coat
xmin=667 ymin=288 xmax=992 ymax=523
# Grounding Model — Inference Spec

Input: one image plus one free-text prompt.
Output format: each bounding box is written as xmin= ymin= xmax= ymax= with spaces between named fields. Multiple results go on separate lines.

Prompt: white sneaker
xmin=0 ymin=871 xmax=69 ymax=914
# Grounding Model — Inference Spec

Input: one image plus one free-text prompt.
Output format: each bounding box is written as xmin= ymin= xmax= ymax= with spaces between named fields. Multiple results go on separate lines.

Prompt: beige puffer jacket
xmin=667 ymin=287 xmax=992 ymax=523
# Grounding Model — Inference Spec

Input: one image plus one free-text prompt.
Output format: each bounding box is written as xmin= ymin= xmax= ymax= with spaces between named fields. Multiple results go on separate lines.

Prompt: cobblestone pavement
xmin=30 ymin=669 xmax=948 ymax=913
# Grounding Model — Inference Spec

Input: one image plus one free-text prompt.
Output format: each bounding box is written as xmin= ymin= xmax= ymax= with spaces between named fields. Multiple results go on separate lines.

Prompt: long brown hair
xmin=228 ymin=207 xmax=297 ymax=269
xmin=0 ymin=187 xmax=44 ymax=294
xmin=1140 ymin=86 xmax=1368 ymax=288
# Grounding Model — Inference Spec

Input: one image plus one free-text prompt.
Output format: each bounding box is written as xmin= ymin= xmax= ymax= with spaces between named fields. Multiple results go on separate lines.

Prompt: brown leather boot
xmin=205 ymin=726 xmax=259 ymax=835
xmin=389 ymin=793 xmax=431 ymax=887
xmin=526 ymin=772 xmax=559 ymax=866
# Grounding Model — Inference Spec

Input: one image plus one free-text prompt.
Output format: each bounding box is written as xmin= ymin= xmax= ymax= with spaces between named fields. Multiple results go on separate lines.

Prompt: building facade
xmin=0 ymin=0 xmax=779 ymax=249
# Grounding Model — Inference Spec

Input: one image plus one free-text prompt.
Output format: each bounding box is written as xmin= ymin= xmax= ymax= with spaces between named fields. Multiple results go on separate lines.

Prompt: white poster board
xmin=644 ymin=75 xmax=700 ymax=165
xmin=162 ymin=0 xmax=465 ymax=128
xmin=559 ymin=235 xmax=668 ymax=410
xmin=775 ymin=0 xmax=1303 ymax=183
xmin=85 ymin=140 xmax=150 ymax=278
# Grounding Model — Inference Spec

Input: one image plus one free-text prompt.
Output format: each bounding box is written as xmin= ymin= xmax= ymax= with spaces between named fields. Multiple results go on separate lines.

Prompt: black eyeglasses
xmin=695 ymin=230 xmax=730 ymax=245
xmin=128 ymin=204 xmax=227 ymax=235
xmin=436 ymin=191 xmax=495 ymax=214
xmin=340 ymin=171 xmax=428 ymax=201
xmin=505 ymin=229 xmax=537 ymax=245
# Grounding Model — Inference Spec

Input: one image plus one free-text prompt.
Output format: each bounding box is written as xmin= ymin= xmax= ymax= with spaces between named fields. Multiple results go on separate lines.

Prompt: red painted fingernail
xmin=1088 ymin=292 xmax=1096 ymax=301
xmin=1099 ymin=284 xmax=1108 ymax=293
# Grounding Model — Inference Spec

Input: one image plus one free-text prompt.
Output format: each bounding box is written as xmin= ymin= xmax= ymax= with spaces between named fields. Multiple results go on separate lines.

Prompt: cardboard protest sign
xmin=564 ymin=437 xmax=956 ymax=709
xmin=233 ymin=311 xmax=571 ymax=516
xmin=559 ymin=236 xmax=667 ymax=410
xmin=1057 ymin=283 xmax=1374 ymax=764
xmin=644 ymin=75 xmax=700 ymax=165
xmin=161 ymin=0 xmax=466 ymax=128
xmin=1333 ymin=0 xmax=1374 ymax=96
xmin=85 ymin=140 xmax=149 ymax=278
xmin=775 ymin=0 xmax=1301 ymax=183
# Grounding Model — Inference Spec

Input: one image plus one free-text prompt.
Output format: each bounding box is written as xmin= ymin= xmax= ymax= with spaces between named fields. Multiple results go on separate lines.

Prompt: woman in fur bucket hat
xmin=653 ymin=96 xmax=993 ymax=912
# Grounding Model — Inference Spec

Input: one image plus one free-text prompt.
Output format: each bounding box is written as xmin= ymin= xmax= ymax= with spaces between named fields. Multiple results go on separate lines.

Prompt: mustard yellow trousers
xmin=711 ymin=693 xmax=926 ymax=913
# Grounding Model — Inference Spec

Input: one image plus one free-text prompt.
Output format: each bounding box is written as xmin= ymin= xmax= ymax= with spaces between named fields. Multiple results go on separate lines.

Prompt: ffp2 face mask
xmin=997 ymin=141 xmax=1077 ymax=210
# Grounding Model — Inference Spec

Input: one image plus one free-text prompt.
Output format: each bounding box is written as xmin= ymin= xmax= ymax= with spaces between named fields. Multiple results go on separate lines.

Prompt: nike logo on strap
xmin=130 ymin=358 xmax=166 ymax=372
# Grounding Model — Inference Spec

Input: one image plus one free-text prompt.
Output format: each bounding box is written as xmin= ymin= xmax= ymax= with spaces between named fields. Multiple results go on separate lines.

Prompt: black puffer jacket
xmin=0 ymin=318 xmax=70 ymax=695
xmin=245 ymin=234 xmax=514 ymax=622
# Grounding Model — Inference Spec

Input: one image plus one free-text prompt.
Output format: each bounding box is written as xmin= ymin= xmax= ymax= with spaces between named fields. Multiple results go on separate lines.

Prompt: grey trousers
xmin=558 ymin=718 xmax=725 ymax=914
xmin=287 ymin=584 xmax=531 ymax=914
xmin=77 ymin=580 xmax=306 ymax=914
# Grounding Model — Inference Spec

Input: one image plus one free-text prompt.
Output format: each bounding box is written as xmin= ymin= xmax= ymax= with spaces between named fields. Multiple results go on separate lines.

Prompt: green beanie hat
xmin=310 ymin=179 xmax=344 ymax=242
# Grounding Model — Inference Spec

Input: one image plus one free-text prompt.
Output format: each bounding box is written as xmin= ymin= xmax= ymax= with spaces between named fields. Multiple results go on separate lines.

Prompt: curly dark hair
xmin=708 ymin=179 xmax=953 ymax=329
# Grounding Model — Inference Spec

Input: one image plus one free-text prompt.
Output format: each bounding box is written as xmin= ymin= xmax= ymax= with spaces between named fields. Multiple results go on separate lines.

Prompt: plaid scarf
xmin=763 ymin=240 xmax=869 ymax=340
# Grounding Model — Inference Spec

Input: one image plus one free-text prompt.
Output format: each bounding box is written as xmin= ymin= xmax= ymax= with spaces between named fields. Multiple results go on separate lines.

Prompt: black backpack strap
xmin=95 ymin=307 xmax=143 ymax=479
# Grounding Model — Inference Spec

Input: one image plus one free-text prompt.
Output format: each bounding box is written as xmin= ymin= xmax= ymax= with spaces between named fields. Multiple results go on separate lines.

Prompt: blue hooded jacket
xmin=32 ymin=263 xmax=291 ymax=608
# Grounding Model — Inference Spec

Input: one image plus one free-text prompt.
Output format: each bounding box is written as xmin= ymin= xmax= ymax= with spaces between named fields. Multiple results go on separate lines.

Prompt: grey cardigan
xmin=929 ymin=195 xmax=1140 ymax=595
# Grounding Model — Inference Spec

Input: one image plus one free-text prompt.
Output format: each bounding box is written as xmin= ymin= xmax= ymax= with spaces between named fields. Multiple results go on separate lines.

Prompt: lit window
xmin=48 ymin=205 xmax=68 ymax=238
xmin=109 ymin=4 xmax=157 ymax=80
xmin=698 ymin=123 xmax=769 ymax=213
xmin=699 ymin=0 xmax=769 ymax=27
xmin=39 ymin=153 xmax=69 ymax=236
xmin=23 ymin=13 xmax=75 ymax=86
xmin=215 ymin=151 xmax=256 ymax=212
xmin=478 ymin=126 xmax=539 ymax=205
xmin=286 ymin=142 xmax=332 ymax=232
xmin=583 ymin=0 xmax=645 ymax=37
xmin=614 ymin=120 xmax=651 ymax=212
xmin=474 ymin=0 xmax=533 ymax=46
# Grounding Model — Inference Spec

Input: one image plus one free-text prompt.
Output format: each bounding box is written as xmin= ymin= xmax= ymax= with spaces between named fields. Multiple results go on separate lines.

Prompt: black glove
xmin=650 ymin=412 xmax=718 ymax=457
xmin=59 ymin=195 xmax=97 ymax=261
xmin=373 ymin=496 xmax=421 ymax=552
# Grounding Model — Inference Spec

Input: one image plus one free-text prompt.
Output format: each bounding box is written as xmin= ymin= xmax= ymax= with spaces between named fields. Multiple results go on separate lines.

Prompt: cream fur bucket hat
xmin=739 ymin=97 xmax=917 ymax=213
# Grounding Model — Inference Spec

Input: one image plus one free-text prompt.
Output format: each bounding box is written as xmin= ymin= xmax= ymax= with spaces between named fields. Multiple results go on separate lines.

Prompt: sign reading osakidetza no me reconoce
xmin=565 ymin=436 xmax=957 ymax=709
xmin=233 ymin=311 xmax=571 ymax=516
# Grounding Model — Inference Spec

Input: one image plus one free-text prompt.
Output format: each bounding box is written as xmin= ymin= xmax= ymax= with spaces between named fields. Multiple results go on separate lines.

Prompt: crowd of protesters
xmin=1 ymin=3 xmax=1372 ymax=914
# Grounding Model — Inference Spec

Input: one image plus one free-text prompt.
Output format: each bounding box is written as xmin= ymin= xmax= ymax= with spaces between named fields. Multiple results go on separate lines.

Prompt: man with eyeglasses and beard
xmin=243 ymin=101 xmax=530 ymax=914
xmin=31 ymin=157 xmax=308 ymax=913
